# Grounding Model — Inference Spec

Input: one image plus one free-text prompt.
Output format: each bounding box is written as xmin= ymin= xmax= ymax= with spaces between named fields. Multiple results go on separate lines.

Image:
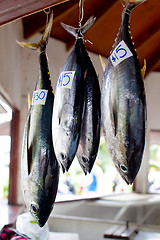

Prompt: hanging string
xmin=43 ymin=8 xmax=51 ymax=24
xmin=79 ymin=0 xmax=84 ymax=28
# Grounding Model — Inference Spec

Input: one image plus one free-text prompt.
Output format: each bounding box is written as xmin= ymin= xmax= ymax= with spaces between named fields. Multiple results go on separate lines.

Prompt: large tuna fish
xmin=76 ymin=47 xmax=101 ymax=175
xmin=18 ymin=13 xmax=59 ymax=227
xmin=52 ymin=17 xmax=99 ymax=173
xmin=101 ymin=0 xmax=147 ymax=185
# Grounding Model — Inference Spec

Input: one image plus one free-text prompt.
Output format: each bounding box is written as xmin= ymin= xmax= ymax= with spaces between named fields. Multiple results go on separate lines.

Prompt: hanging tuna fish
xmin=75 ymin=35 xmax=101 ymax=174
xmin=18 ymin=12 xmax=59 ymax=227
xmin=101 ymin=0 xmax=147 ymax=185
xmin=52 ymin=14 xmax=101 ymax=173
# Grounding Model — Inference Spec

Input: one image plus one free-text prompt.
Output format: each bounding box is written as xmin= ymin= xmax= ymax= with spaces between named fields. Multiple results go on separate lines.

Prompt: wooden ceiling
xmin=1 ymin=0 xmax=160 ymax=76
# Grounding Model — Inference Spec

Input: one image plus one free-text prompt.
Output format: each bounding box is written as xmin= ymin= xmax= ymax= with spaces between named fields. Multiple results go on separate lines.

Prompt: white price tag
xmin=110 ymin=40 xmax=133 ymax=67
xmin=32 ymin=89 xmax=48 ymax=105
xmin=58 ymin=71 xmax=75 ymax=89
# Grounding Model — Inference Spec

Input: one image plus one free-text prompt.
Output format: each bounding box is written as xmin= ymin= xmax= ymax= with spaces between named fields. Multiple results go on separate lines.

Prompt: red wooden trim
xmin=0 ymin=0 xmax=69 ymax=27
xmin=8 ymin=109 xmax=20 ymax=205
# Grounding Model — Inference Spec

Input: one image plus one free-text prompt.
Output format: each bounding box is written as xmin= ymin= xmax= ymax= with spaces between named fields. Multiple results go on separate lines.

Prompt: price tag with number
xmin=58 ymin=71 xmax=75 ymax=89
xmin=32 ymin=89 xmax=48 ymax=105
xmin=110 ymin=40 xmax=133 ymax=67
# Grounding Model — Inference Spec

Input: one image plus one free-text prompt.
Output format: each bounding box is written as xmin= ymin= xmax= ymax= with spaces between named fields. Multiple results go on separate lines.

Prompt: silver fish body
xmin=20 ymin=13 xmax=59 ymax=227
xmin=77 ymin=53 xmax=101 ymax=174
xmin=52 ymin=17 xmax=97 ymax=172
xmin=101 ymin=1 xmax=147 ymax=184
xmin=52 ymin=39 xmax=85 ymax=172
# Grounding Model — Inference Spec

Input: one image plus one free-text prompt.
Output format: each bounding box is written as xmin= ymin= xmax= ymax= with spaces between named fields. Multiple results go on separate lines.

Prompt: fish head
xmin=55 ymin=126 xmax=79 ymax=172
xmin=27 ymin=173 xmax=59 ymax=227
xmin=29 ymin=199 xmax=53 ymax=227
xmin=115 ymin=162 xmax=132 ymax=185
xmin=115 ymin=155 xmax=141 ymax=185
xmin=56 ymin=140 xmax=75 ymax=172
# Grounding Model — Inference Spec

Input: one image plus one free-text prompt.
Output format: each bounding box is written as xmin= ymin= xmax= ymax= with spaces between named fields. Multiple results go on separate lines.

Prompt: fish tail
xmin=120 ymin=0 xmax=147 ymax=8
xmin=17 ymin=11 xmax=53 ymax=51
xmin=61 ymin=16 xmax=96 ymax=38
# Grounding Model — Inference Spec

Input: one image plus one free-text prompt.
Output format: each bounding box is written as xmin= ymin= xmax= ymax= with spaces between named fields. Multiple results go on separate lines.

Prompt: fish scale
xmin=19 ymin=13 xmax=59 ymax=227
xmin=101 ymin=0 xmax=147 ymax=185
xmin=52 ymin=16 xmax=100 ymax=174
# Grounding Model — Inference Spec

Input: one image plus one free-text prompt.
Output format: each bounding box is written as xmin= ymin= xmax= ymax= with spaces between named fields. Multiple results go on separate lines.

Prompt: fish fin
xmin=28 ymin=94 xmax=31 ymax=110
xmin=24 ymin=114 xmax=32 ymax=175
xmin=112 ymin=107 xmax=118 ymax=137
xmin=61 ymin=22 xmax=78 ymax=38
xmin=110 ymin=94 xmax=118 ymax=137
xmin=120 ymin=0 xmax=147 ymax=8
xmin=17 ymin=11 xmax=53 ymax=51
xmin=81 ymin=16 xmax=96 ymax=35
xmin=61 ymin=16 xmax=96 ymax=37
xmin=141 ymin=59 xmax=146 ymax=78
xmin=99 ymin=55 xmax=106 ymax=72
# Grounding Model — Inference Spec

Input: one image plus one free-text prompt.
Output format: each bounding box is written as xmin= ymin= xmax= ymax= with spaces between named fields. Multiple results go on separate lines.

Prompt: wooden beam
xmin=65 ymin=0 xmax=119 ymax=52
xmin=145 ymin=49 xmax=160 ymax=75
xmin=137 ymin=30 xmax=160 ymax=76
xmin=153 ymin=60 xmax=160 ymax=72
xmin=23 ymin=0 xmax=77 ymax=39
xmin=0 ymin=0 xmax=69 ymax=27
xmin=82 ymin=0 xmax=122 ymax=57
xmin=133 ymin=17 xmax=160 ymax=49
xmin=130 ymin=0 xmax=160 ymax=48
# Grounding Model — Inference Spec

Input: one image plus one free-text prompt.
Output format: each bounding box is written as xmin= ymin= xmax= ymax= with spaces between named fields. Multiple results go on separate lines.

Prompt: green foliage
xmin=149 ymin=144 xmax=160 ymax=162
xmin=3 ymin=178 xmax=9 ymax=198
xmin=149 ymin=144 xmax=160 ymax=170
xmin=96 ymin=136 xmax=112 ymax=173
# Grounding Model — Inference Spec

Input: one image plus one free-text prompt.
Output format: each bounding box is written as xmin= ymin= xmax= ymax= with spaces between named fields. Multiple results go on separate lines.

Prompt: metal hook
xmin=43 ymin=8 xmax=51 ymax=24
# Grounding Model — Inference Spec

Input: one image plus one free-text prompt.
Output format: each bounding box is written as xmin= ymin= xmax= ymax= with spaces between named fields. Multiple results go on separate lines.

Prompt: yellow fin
xmin=141 ymin=59 xmax=146 ymax=78
xmin=28 ymin=94 xmax=31 ymax=110
xmin=99 ymin=55 xmax=106 ymax=72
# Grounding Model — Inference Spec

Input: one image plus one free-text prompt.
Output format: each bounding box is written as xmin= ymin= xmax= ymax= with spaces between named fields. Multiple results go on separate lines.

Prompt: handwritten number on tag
xmin=110 ymin=40 xmax=133 ymax=67
xmin=58 ymin=71 xmax=75 ymax=89
xmin=32 ymin=90 xmax=48 ymax=105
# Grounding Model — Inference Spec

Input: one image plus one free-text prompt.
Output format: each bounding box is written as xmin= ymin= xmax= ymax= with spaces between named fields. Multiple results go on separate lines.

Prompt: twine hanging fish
xmin=101 ymin=0 xmax=147 ymax=185
xmin=52 ymin=17 xmax=100 ymax=173
xmin=18 ymin=13 xmax=59 ymax=227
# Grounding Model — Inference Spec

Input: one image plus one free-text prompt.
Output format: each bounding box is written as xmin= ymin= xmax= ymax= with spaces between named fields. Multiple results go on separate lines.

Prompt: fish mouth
xmin=123 ymin=176 xmax=134 ymax=185
xmin=37 ymin=220 xmax=46 ymax=228
xmin=58 ymin=152 xmax=72 ymax=172
xmin=120 ymin=172 xmax=135 ymax=185
xmin=115 ymin=165 xmax=134 ymax=185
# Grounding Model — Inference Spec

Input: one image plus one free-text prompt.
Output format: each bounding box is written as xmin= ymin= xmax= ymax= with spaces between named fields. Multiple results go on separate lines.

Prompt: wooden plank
xmin=83 ymin=1 xmax=122 ymax=57
xmin=8 ymin=109 xmax=20 ymax=205
xmin=23 ymin=0 xmax=78 ymax=39
xmin=104 ymin=225 xmax=120 ymax=236
xmin=0 ymin=0 xmax=69 ymax=27
xmin=137 ymin=30 xmax=160 ymax=76
xmin=113 ymin=226 xmax=127 ymax=237
xmin=64 ymin=0 xmax=118 ymax=51
xmin=104 ymin=225 xmax=138 ymax=239
xmin=121 ymin=226 xmax=137 ymax=238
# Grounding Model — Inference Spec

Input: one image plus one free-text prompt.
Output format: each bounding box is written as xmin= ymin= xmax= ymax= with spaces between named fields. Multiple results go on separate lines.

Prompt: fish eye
xmin=82 ymin=156 xmax=89 ymax=164
xmin=120 ymin=164 xmax=128 ymax=173
xmin=30 ymin=202 xmax=39 ymax=214
xmin=60 ymin=153 xmax=66 ymax=161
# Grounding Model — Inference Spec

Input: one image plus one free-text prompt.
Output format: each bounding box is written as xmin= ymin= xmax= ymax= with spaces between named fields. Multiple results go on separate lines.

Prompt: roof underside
xmin=0 ymin=0 xmax=160 ymax=76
